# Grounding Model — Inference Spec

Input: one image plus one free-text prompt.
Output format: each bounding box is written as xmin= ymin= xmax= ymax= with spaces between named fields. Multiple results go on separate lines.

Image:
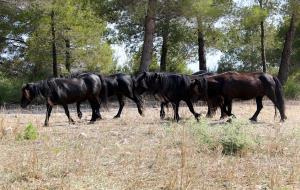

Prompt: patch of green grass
xmin=189 ymin=119 xmax=257 ymax=156
xmin=16 ymin=123 xmax=38 ymax=141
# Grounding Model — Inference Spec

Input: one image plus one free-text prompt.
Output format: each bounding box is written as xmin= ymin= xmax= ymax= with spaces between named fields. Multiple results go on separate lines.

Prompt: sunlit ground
xmin=0 ymin=101 xmax=299 ymax=189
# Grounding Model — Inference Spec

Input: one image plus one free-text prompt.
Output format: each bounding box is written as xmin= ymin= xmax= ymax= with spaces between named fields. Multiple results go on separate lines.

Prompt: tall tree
xmin=139 ymin=0 xmax=157 ymax=72
xmin=197 ymin=19 xmax=207 ymax=71
xmin=160 ymin=18 xmax=169 ymax=72
xmin=181 ymin=0 xmax=233 ymax=71
xmin=278 ymin=12 xmax=297 ymax=84
xmin=259 ymin=0 xmax=267 ymax=72
xmin=50 ymin=9 xmax=58 ymax=77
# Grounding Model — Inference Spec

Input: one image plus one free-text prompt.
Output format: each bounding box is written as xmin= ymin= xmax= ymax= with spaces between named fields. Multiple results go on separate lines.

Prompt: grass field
xmin=0 ymin=101 xmax=300 ymax=189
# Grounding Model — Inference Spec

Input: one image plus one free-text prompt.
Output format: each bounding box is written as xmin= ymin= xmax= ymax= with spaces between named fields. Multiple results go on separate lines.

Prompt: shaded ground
xmin=0 ymin=101 xmax=300 ymax=189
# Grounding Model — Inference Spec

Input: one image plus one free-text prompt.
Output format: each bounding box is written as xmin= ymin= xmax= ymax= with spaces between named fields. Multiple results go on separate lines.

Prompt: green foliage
xmin=220 ymin=122 xmax=255 ymax=155
xmin=189 ymin=119 xmax=256 ymax=156
xmin=16 ymin=123 xmax=39 ymax=141
xmin=0 ymin=72 xmax=25 ymax=104
xmin=24 ymin=0 xmax=114 ymax=77
xmin=284 ymin=69 xmax=300 ymax=99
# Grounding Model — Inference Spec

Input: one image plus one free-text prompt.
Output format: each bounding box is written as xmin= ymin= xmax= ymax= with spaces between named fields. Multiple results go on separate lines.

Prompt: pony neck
xmin=34 ymin=80 xmax=50 ymax=98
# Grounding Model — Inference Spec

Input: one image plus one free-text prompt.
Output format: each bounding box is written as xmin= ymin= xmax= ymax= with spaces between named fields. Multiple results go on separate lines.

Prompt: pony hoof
xmin=195 ymin=113 xmax=201 ymax=118
xmin=113 ymin=115 xmax=120 ymax=119
xmin=249 ymin=118 xmax=257 ymax=122
xmin=138 ymin=110 xmax=144 ymax=116
xmin=78 ymin=113 xmax=82 ymax=119
xmin=88 ymin=121 xmax=95 ymax=125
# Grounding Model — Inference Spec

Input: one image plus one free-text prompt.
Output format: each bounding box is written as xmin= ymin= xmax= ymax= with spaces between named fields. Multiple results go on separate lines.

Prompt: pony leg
xmin=185 ymin=99 xmax=200 ymax=121
xmin=226 ymin=99 xmax=236 ymax=118
xmin=114 ymin=95 xmax=125 ymax=118
xmin=160 ymin=102 xmax=166 ymax=119
xmin=206 ymin=105 xmax=212 ymax=118
xmin=133 ymin=94 xmax=144 ymax=116
xmin=63 ymin=104 xmax=75 ymax=124
xmin=94 ymin=101 xmax=102 ymax=120
xmin=44 ymin=103 xmax=52 ymax=126
xmin=250 ymin=96 xmax=263 ymax=122
xmin=127 ymin=94 xmax=144 ymax=117
xmin=220 ymin=98 xmax=233 ymax=119
xmin=174 ymin=101 xmax=180 ymax=122
xmin=88 ymin=100 xmax=97 ymax=122
xmin=76 ymin=102 xmax=82 ymax=119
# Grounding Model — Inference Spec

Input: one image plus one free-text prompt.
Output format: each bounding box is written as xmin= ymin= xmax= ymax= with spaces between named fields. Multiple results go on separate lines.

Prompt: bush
xmin=190 ymin=119 xmax=256 ymax=156
xmin=284 ymin=67 xmax=300 ymax=99
xmin=0 ymin=72 xmax=26 ymax=104
xmin=220 ymin=123 xmax=255 ymax=155
xmin=16 ymin=123 xmax=38 ymax=140
xmin=284 ymin=79 xmax=300 ymax=99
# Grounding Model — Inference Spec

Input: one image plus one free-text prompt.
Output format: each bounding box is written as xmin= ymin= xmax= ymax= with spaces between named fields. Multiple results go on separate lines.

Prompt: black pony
xmin=150 ymin=71 xmax=214 ymax=119
xmin=193 ymin=71 xmax=287 ymax=122
xmin=76 ymin=73 xmax=143 ymax=119
xmin=135 ymin=72 xmax=207 ymax=122
xmin=21 ymin=73 xmax=107 ymax=126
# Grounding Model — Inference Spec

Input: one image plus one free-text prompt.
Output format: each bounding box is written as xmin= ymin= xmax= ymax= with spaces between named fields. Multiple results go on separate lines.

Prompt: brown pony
xmin=193 ymin=71 xmax=287 ymax=122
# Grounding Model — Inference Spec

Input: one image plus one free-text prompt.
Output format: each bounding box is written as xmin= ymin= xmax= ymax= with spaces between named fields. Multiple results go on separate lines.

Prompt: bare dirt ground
xmin=0 ymin=101 xmax=300 ymax=190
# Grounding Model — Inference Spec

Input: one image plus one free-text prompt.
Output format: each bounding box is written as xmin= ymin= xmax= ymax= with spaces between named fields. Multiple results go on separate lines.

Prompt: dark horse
xmin=21 ymin=73 xmax=107 ymax=126
xmin=76 ymin=73 xmax=143 ymax=119
xmin=154 ymin=71 xmax=214 ymax=120
xmin=135 ymin=72 xmax=207 ymax=122
xmin=193 ymin=71 xmax=287 ymax=122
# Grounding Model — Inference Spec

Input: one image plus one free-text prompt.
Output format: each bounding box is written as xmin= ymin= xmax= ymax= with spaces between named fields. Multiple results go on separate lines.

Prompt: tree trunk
xmin=139 ymin=0 xmax=157 ymax=73
xmin=278 ymin=13 xmax=296 ymax=85
xmin=259 ymin=0 xmax=267 ymax=72
xmin=160 ymin=19 xmax=170 ymax=72
xmin=197 ymin=18 xmax=207 ymax=71
xmin=50 ymin=10 xmax=58 ymax=77
xmin=65 ymin=38 xmax=71 ymax=72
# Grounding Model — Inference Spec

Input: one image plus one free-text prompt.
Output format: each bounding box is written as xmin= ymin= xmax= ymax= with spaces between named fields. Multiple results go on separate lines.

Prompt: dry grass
xmin=0 ymin=101 xmax=300 ymax=189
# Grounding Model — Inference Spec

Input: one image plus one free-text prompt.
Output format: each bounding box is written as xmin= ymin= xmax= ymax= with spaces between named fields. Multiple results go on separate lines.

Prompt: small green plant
xmin=190 ymin=119 xmax=256 ymax=156
xmin=16 ymin=123 xmax=38 ymax=140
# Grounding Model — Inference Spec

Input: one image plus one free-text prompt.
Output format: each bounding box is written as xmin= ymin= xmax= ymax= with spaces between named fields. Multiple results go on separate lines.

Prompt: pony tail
xmin=201 ymin=78 xmax=208 ymax=101
xmin=98 ymin=74 xmax=108 ymax=109
xmin=273 ymin=76 xmax=287 ymax=121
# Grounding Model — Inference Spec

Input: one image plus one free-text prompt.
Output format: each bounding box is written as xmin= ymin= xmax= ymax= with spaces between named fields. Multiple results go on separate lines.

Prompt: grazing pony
xmin=135 ymin=72 xmax=207 ymax=122
xmin=76 ymin=73 xmax=143 ymax=119
xmin=21 ymin=73 xmax=107 ymax=126
xmin=193 ymin=71 xmax=287 ymax=122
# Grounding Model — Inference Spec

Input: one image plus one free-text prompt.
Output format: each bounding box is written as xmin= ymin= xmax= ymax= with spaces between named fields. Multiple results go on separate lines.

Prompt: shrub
xmin=16 ymin=123 xmax=38 ymax=140
xmin=190 ymin=119 xmax=256 ymax=156
xmin=284 ymin=78 xmax=300 ymax=99
xmin=220 ymin=124 xmax=254 ymax=155
xmin=0 ymin=72 xmax=25 ymax=104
